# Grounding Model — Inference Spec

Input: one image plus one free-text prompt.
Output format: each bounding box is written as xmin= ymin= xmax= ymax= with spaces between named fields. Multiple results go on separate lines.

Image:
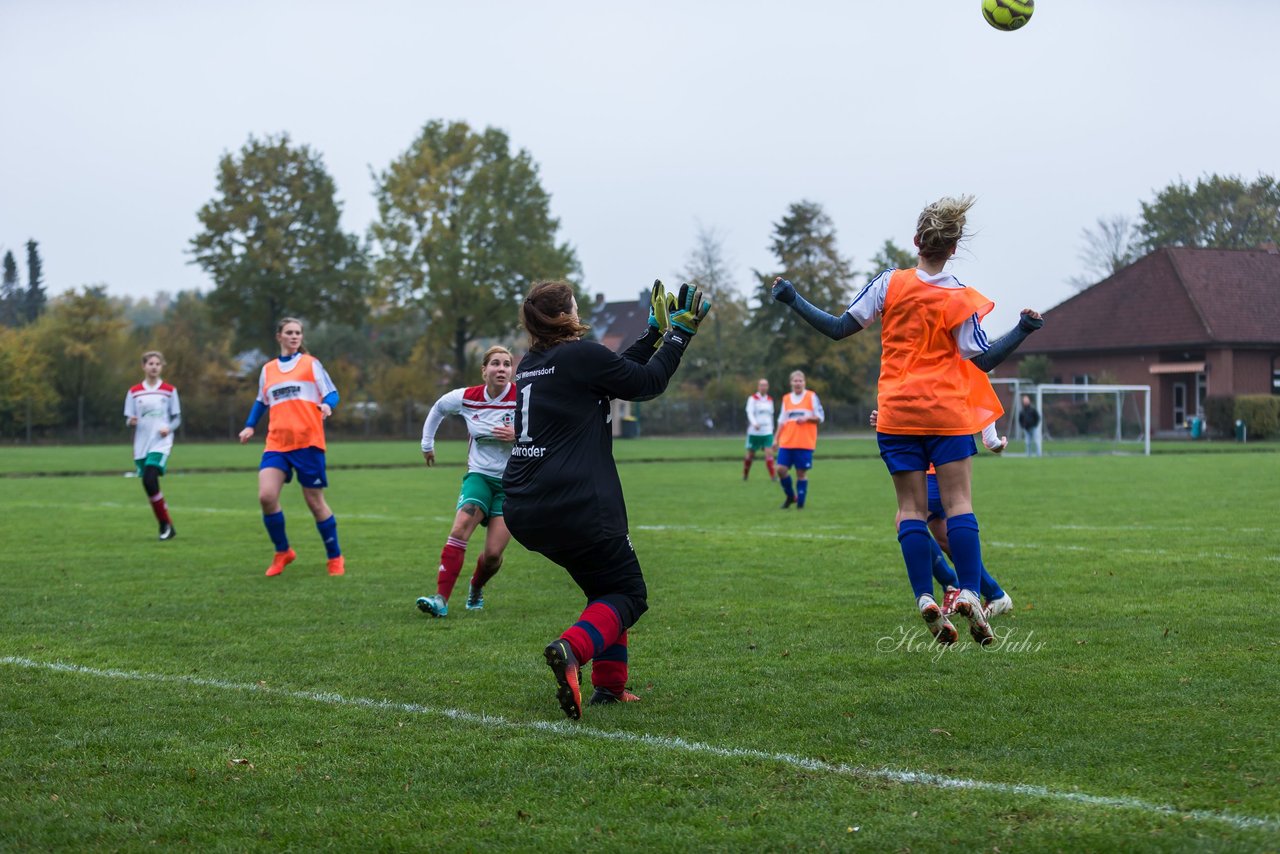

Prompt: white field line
xmin=3 ymin=656 xmax=1276 ymax=834
xmin=13 ymin=500 xmax=1269 ymax=536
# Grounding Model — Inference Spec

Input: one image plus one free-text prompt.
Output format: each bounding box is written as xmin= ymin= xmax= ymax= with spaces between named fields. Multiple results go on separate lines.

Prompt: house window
xmin=1196 ymin=372 xmax=1207 ymax=417
xmin=1273 ymin=355 xmax=1280 ymax=394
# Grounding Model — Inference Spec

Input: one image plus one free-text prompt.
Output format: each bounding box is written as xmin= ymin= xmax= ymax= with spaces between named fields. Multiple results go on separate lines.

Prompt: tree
xmin=149 ymin=291 xmax=241 ymax=438
xmin=24 ymin=239 xmax=47 ymax=322
xmin=0 ymin=325 xmax=58 ymax=438
xmin=1019 ymin=354 xmax=1053 ymax=385
xmin=678 ymin=223 xmax=748 ymax=384
xmin=370 ymin=119 xmax=579 ymax=375
xmin=748 ymin=200 xmax=875 ymax=405
xmin=863 ymin=239 xmax=916 ymax=281
xmin=1137 ymin=173 xmax=1280 ymax=251
xmin=32 ymin=286 xmax=133 ymax=440
xmin=191 ymin=133 xmax=369 ymax=349
xmin=1069 ymin=215 xmax=1140 ymax=290
xmin=0 ymin=250 xmax=18 ymax=327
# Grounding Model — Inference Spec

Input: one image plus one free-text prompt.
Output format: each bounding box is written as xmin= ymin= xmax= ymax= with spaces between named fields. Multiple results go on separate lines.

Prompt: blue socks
xmin=265 ymin=511 xmax=342 ymax=560
xmin=263 ymin=511 xmax=289 ymax=552
xmin=897 ymin=519 xmax=935 ymax=599
xmin=780 ymin=475 xmax=795 ymax=500
xmin=796 ymin=479 xmax=808 ymax=508
xmin=945 ymin=513 xmax=984 ymax=592
xmin=981 ymin=567 xmax=1005 ymax=601
xmin=316 ymin=515 xmax=341 ymax=559
xmin=929 ymin=537 xmax=960 ymax=588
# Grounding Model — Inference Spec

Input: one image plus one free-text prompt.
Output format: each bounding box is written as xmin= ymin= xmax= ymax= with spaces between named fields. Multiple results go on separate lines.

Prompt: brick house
xmin=998 ymin=246 xmax=1280 ymax=433
xmin=587 ymin=291 xmax=649 ymax=353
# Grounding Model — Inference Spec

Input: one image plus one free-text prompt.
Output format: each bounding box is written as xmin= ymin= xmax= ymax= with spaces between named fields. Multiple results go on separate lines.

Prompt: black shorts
xmin=537 ymin=533 xmax=647 ymax=612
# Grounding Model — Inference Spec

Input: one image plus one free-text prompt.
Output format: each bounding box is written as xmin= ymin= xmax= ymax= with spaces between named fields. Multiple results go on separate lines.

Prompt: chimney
xmin=1259 ymin=241 xmax=1279 ymax=255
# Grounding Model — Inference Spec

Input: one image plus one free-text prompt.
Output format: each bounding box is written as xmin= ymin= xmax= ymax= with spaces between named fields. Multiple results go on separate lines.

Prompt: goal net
xmin=1000 ymin=383 xmax=1152 ymax=456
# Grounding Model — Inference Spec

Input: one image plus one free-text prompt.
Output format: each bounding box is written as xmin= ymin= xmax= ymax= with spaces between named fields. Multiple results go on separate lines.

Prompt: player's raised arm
xmin=772 ymin=277 xmax=863 ymax=340
xmin=970 ymin=309 xmax=1043 ymax=372
xmin=595 ymin=284 xmax=711 ymax=401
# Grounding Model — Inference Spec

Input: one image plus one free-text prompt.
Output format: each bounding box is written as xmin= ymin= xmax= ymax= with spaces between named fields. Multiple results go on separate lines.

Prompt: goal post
xmin=1025 ymin=383 xmax=1152 ymax=456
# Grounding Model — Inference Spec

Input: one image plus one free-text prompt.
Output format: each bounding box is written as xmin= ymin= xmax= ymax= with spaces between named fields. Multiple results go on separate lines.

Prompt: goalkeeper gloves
xmin=648 ymin=279 xmax=671 ymax=332
xmin=669 ymin=283 xmax=711 ymax=334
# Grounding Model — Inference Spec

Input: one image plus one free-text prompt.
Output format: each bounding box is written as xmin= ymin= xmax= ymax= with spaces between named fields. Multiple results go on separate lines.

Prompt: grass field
xmin=2 ymin=439 xmax=1278 ymax=851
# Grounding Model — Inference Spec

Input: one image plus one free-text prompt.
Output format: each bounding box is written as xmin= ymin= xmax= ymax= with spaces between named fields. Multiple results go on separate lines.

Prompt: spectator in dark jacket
xmin=1018 ymin=394 xmax=1042 ymax=456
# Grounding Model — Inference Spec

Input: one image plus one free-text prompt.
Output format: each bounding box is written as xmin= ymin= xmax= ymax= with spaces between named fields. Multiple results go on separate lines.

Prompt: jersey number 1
xmin=518 ymin=384 xmax=533 ymax=443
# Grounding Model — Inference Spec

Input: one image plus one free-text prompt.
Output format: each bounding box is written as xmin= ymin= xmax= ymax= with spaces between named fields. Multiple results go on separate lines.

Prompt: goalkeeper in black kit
xmin=503 ymin=279 xmax=711 ymax=720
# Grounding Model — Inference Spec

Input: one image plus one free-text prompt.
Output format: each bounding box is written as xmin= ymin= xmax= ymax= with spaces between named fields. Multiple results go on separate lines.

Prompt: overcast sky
xmin=4 ymin=0 xmax=1278 ymax=333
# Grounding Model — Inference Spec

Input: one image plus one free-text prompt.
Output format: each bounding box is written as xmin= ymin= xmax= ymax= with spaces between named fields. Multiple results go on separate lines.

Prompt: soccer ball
xmin=982 ymin=0 xmax=1034 ymax=31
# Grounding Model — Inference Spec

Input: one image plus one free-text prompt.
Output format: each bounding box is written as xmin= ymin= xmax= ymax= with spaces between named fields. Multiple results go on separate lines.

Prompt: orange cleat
xmin=588 ymin=687 xmax=641 ymax=706
xmin=327 ymin=555 xmax=345 ymax=576
xmin=543 ymin=639 xmax=582 ymax=720
xmin=265 ymin=548 xmax=297 ymax=577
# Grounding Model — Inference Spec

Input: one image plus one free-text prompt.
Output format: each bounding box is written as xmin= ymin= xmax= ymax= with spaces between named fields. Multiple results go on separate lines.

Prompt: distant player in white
xmin=416 ymin=346 xmax=518 ymax=618
xmin=124 ymin=350 xmax=181 ymax=540
xmin=743 ymin=377 xmax=776 ymax=481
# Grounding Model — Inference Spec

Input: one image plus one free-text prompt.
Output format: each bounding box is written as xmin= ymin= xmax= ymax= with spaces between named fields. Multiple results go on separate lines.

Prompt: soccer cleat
xmin=780 ymin=496 xmax=795 ymax=510
xmin=465 ymin=583 xmax=484 ymax=610
xmin=588 ymin=686 xmax=642 ymax=706
xmin=544 ymin=639 xmax=582 ymax=720
xmin=984 ymin=593 xmax=1013 ymax=618
xmin=918 ymin=594 xmax=958 ymax=645
xmin=327 ymin=556 xmax=345 ymax=576
xmin=265 ymin=548 xmax=296 ymax=577
xmin=416 ymin=594 xmax=447 ymax=617
xmin=158 ymin=523 xmax=176 ymax=541
xmin=953 ymin=589 xmax=995 ymax=646
xmin=941 ymin=586 xmax=960 ymax=616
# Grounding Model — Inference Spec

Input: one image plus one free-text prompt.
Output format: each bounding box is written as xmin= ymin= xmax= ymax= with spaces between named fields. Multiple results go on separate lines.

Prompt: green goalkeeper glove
xmin=648 ymin=279 xmax=671 ymax=332
xmin=669 ymin=283 xmax=711 ymax=334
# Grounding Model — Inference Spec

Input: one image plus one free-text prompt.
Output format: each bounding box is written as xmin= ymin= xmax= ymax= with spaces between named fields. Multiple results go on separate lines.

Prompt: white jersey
xmin=745 ymin=393 xmax=775 ymax=437
xmin=124 ymin=380 xmax=181 ymax=460
xmin=421 ymin=382 xmax=517 ymax=478
xmin=847 ymin=268 xmax=992 ymax=358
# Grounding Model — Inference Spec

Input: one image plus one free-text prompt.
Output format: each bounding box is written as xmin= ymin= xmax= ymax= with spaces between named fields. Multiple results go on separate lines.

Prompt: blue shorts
xmin=261 ymin=447 xmax=328 ymax=489
xmin=927 ymin=473 xmax=945 ymax=521
xmin=776 ymin=447 xmax=814 ymax=470
xmin=877 ymin=433 xmax=976 ymax=475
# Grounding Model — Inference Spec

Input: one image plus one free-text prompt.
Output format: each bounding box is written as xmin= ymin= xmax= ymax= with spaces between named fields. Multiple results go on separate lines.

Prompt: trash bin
xmin=621 ymin=417 xmax=640 ymax=439
xmin=1234 ymin=419 xmax=1247 ymax=442
xmin=1189 ymin=417 xmax=1203 ymax=439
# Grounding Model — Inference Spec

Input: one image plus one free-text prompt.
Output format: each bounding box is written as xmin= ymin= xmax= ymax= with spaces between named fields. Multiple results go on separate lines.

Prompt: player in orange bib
xmin=772 ymin=196 xmax=1042 ymax=646
xmin=772 ymin=370 xmax=824 ymax=509
xmin=238 ymin=317 xmax=345 ymax=578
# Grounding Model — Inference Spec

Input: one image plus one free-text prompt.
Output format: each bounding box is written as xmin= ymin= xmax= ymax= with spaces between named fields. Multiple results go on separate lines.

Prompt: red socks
xmin=149 ymin=492 xmax=172 ymax=525
xmin=561 ymin=601 xmax=623 ymax=666
xmin=437 ymin=536 xmax=467 ymax=600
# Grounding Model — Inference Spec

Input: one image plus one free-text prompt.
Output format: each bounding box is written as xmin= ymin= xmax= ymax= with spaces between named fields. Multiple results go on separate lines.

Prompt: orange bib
xmin=777 ymin=390 xmax=820 ymax=449
xmin=262 ymin=355 xmax=327 ymax=452
xmin=875 ymin=269 xmax=1003 ymax=436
